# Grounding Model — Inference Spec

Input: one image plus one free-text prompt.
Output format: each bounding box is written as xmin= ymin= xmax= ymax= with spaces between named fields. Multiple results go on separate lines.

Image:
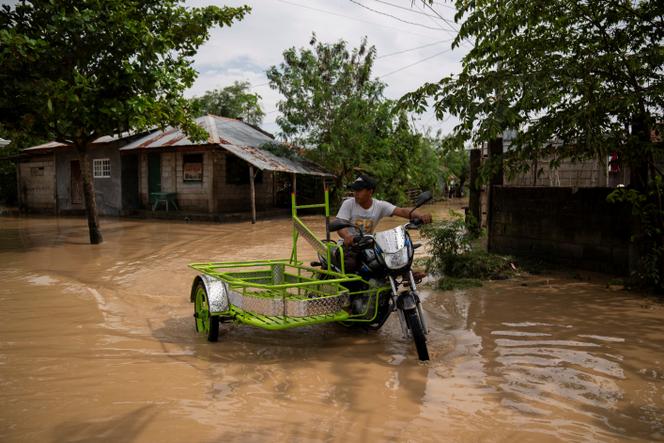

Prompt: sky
xmin=185 ymin=0 xmax=468 ymax=137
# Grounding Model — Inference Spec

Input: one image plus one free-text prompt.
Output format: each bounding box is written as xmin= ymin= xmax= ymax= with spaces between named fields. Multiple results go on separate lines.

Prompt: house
xmin=17 ymin=131 xmax=153 ymax=215
xmin=17 ymin=115 xmax=333 ymax=219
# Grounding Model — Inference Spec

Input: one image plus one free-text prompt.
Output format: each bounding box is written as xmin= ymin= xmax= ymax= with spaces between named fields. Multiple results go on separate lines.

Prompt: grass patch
xmin=437 ymin=277 xmax=483 ymax=290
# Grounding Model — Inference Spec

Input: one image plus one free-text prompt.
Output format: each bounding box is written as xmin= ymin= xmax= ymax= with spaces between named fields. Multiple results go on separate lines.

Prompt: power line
xmin=376 ymin=38 xmax=452 ymax=59
xmin=378 ymin=47 xmax=453 ymax=78
xmin=368 ymin=0 xmax=458 ymax=33
xmin=272 ymin=0 xmax=439 ymax=39
xmin=421 ymin=1 xmax=459 ymax=33
xmin=349 ymin=0 xmax=449 ymax=32
xmin=369 ymin=0 xmax=445 ymax=19
xmin=429 ymin=0 xmax=456 ymax=11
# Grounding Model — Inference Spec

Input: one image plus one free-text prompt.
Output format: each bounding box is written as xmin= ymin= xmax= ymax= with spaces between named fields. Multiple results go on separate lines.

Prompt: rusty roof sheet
xmin=120 ymin=115 xmax=333 ymax=177
xmin=220 ymin=143 xmax=332 ymax=177
xmin=22 ymin=130 xmax=150 ymax=152
xmin=119 ymin=115 xmax=273 ymax=149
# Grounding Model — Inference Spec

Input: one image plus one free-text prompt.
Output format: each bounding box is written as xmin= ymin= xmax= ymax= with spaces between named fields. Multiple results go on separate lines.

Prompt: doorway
xmin=147 ymin=153 xmax=161 ymax=205
xmin=70 ymin=160 xmax=83 ymax=205
xmin=121 ymin=154 xmax=140 ymax=212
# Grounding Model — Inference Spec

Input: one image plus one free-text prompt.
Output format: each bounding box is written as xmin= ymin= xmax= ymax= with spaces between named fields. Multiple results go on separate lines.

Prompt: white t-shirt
xmin=336 ymin=197 xmax=396 ymax=234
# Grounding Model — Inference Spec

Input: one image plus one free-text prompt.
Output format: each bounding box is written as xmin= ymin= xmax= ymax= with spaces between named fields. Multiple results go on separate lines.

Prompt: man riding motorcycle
xmin=335 ymin=173 xmax=432 ymax=272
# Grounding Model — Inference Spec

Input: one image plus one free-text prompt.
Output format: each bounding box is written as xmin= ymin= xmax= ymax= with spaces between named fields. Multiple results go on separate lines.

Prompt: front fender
xmin=190 ymin=274 xmax=230 ymax=314
xmin=396 ymin=291 xmax=418 ymax=311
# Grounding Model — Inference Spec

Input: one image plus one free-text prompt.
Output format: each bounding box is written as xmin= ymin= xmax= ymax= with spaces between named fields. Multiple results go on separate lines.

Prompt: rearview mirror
xmin=329 ymin=219 xmax=353 ymax=232
xmin=414 ymin=191 xmax=433 ymax=208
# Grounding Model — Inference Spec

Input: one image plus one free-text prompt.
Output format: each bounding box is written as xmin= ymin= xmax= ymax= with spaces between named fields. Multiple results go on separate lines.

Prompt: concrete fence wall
xmin=489 ymin=186 xmax=633 ymax=274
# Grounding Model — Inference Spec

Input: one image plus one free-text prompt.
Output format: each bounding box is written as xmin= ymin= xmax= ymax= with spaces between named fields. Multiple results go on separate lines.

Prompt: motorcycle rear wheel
xmin=405 ymin=308 xmax=429 ymax=361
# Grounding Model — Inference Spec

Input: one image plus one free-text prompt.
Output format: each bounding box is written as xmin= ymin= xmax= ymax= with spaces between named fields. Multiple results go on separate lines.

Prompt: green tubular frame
xmin=290 ymin=190 xmax=346 ymax=274
xmin=189 ymin=189 xmax=391 ymax=330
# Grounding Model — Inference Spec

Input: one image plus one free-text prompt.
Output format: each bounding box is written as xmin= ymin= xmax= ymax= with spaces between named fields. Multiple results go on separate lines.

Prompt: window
xmin=183 ymin=153 xmax=203 ymax=182
xmin=30 ymin=166 xmax=44 ymax=176
xmin=93 ymin=158 xmax=111 ymax=178
xmin=226 ymin=154 xmax=262 ymax=185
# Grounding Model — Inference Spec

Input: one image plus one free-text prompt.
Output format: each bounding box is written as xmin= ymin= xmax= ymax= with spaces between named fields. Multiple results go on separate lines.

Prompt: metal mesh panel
xmin=285 ymin=293 xmax=349 ymax=317
xmin=242 ymin=295 xmax=285 ymax=316
xmin=271 ymin=264 xmax=285 ymax=284
xmin=294 ymin=219 xmax=327 ymax=255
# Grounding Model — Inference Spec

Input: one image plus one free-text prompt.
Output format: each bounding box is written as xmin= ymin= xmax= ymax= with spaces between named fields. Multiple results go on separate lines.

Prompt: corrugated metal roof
xmin=119 ymin=115 xmax=273 ymax=149
xmin=22 ymin=130 xmax=149 ymax=152
xmin=120 ymin=115 xmax=333 ymax=177
xmin=220 ymin=143 xmax=332 ymax=177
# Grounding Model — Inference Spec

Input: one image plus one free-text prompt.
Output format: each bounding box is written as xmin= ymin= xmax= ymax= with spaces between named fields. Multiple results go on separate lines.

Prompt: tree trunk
xmin=486 ymin=137 xmax=503 ymax=253
xmin=76 ymin=144 xmax=103 ymax=244
xmin=468 ymin=149 xmax=481 ymax=229
xmin=629 ymin=114 xmax=650 ymax=191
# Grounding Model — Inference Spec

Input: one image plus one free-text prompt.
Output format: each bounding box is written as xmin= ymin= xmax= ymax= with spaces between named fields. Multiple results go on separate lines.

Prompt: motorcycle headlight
xmin=383 ymin=248 xmax=409 ymax=270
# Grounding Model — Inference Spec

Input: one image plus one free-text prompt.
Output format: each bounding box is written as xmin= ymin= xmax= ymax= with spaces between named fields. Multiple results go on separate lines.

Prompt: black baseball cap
xmin=348 ymin=174 xmax=377 ymax=191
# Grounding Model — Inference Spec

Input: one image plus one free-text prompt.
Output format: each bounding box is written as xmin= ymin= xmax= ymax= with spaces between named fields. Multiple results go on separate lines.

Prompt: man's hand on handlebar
xmin=411 ymin=212 xmax=432 ymax=224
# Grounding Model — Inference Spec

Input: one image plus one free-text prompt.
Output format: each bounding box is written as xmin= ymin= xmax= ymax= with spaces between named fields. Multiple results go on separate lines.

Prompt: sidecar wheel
xmin=194 ymin=281 xmax=220 ymax=342
xmin=405 ymin=309 xmax=429 ymax=361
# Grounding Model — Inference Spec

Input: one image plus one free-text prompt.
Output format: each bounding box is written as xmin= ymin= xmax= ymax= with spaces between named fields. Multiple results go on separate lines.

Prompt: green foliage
xmin=0 ymin=127 xmax=46 ymax=204
xmin=421 ymin=213 xmax=516 ymax=288
xmin=608 ymin=176 xmax=664 ymax=291
xmin=405 ymin=0 xmax=663 ymax=180
xmin=0 ymin=1 xmax=250 ymax=145
xmin=437 ymin=277 xmax=482 ymax=291
xmin=259 ymin=142 xmax=300 ymax=161
xmin=432 ymin=133 xmax=469 ymax=196
xmin=267 ymin=35 xmax=439 ymax=205
xmin=190 ymin=81 xmax=264 ymax=125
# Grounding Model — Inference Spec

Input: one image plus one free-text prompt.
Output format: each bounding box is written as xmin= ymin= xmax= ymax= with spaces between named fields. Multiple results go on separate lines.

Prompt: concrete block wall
xmin=18 ymin=156 xmax=56 ymax=211
xmin=175 ymin=151 xmax=211 ymax=212
xmin=489 ymin=186 xmax=632 ymax=274
xmin=54 ymin=145 xmax=123 ymax=215
xmin=506 ymin=157 xmax=608 ymax=187
xmin=213 ymin=151 xmax=274 ymax=213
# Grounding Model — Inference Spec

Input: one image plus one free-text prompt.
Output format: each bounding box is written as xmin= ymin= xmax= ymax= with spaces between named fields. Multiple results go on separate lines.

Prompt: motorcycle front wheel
xmin=405 ymin=308 xmax=429 ymax=361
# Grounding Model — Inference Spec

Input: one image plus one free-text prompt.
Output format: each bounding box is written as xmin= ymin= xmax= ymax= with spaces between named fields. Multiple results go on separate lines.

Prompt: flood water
xmin=1 ymin=202 xmax=663 ymax=442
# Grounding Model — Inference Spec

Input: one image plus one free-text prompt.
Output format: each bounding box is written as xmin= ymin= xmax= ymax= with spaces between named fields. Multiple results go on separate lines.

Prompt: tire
xmin=405 ymin=308 xmax=429 ymax=361
xmin=194 ymin=281 xmax=220 ymax=342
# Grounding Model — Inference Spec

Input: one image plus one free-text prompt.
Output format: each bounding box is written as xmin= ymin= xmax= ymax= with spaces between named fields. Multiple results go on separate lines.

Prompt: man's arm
xmin=337 ymin=225 xmax=356 ymax=247
xmin=392 ymin=207 xmax=433 ymax=224
xmin=335 ymin=198 xmax=355 ymax=246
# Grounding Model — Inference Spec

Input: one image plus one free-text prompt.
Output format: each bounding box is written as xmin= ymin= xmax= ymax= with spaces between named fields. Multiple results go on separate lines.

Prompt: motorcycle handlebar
xmin=406 ymin=218 xmax=424 ymax=229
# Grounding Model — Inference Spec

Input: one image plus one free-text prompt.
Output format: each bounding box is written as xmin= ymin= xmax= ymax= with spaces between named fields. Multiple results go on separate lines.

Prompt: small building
xmin=17 ymin=131 xmax=152 ymax=215
xmin=17 ymin=115 xmax=332 ymax=219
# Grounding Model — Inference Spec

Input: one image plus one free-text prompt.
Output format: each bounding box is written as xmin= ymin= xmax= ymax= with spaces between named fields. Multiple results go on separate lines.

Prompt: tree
xmin=190 ymin=81 xmax=265 ymax=125
xmin=267 ymin=35 xmax=438 ymax=205
xmin=405 ymin=1 xmax=662 ymax=181
xmin=435 ymin=134 xmax=469 ymax=198
xmin=0 ymin=0 xmax=249 ymax=244
xmin=403 ymin=0 xmax=663 ymax=287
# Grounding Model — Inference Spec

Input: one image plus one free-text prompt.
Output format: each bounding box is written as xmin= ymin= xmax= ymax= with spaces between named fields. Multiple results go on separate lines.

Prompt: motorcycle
xmin=313 ymin=191 xmax=433 ymax=361
xmin=189 ymin=190 xmax=432 ymax=362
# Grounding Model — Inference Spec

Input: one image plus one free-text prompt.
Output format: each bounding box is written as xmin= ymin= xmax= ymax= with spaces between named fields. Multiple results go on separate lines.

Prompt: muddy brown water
xmin=1 ymin=202 xmax=663 ymax=442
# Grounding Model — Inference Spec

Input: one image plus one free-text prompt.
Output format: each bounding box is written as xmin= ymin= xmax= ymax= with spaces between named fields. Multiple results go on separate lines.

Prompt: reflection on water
xmin=1 ymin=207 xmax=663 ymax=442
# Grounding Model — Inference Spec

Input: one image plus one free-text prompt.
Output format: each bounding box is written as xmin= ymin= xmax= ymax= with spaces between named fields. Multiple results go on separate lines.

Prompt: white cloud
xmin=185 ymin=0 xmax=468 ymax=135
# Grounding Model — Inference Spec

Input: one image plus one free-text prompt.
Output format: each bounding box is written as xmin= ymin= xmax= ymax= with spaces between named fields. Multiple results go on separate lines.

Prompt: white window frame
xmin=93 ymin=158 xmax=111 ymax=178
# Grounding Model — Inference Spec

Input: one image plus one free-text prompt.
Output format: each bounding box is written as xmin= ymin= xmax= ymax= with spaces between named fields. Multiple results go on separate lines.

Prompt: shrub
xmin=421 ymin=213 xmax=516 ymax=288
